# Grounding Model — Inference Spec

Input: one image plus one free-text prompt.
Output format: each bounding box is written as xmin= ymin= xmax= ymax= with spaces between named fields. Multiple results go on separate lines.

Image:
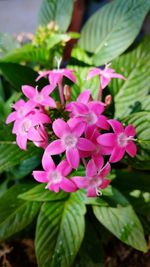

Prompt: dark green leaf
xmin=35 ymin=191 xmax=86 ymax=267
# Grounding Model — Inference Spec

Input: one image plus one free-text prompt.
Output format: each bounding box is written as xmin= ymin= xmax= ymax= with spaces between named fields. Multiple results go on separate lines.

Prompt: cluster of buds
xmin=6 ymin=65 xmax=137 ymax=197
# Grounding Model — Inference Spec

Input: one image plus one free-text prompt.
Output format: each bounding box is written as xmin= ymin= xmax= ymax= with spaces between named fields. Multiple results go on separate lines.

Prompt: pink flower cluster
xmin=6 ymin=66 xmax=137 ymax=197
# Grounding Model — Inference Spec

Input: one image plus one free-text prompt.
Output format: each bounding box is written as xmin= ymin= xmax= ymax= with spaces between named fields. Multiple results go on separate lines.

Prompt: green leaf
xmin=0 ymin=62 xmax=47 ymax=90
xmin=19 ymin=184 xmax=68 ymax=201
xmin=38 ymin=0 xmax=74 ymax=32
xmin=124 ymin=111 xmax=150 ymax=170
xmin=0 ymin=184 xmax=40 ymax=241
xmin=1 ymin=44 xmax=49 ymax=64
xmin=93 ymin=190 xmax=147 ymax=252
xmin=0 ymin=32 xmax=20 ymax=58
xmin=35 ymin=191 xmax=86 ymax=267
xmin=79 ymin=0 xmax=150 ymax=65
xmin=110 ymin=36 xmax=150 ymax=118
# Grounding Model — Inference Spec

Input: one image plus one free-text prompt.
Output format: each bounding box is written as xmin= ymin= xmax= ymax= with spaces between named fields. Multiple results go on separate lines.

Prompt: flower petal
xmin=66 ymin=147 xmax=80 ymax=169
xmin=53 ymin=119 xmax=70 ymax=138
xmin=86 ymin=159 xmax=97 ymax=177
xmin=99 ymin=162 xmax=111 ymax=178
xmin=60 ymin=178 xmax=77 ymax=192
xmin=22 ymin=85 xmax=35 ymax=99
xmin=42 ymin=97 xmax=56 ymax=108
xmin=77 ymin=90 xmax=91 ymax=104
xmin=109 ymin=147 xmax=125 ymax=163
xmin=64 ymin=70 xmax=76 ymax=83
xmin=126 ymin=141 xmax=137 ymax=157
xmin=46 ymin=140 xmax=65 ymax=155
xmin=77 ymin=138 xmax=95 ymax=151
xmin=108 ymin=119 xmax=124 ymax=133
xmin=16 ymin=135 xmax=27 ymax=150
xmin=41 ymin=84 xmax=55 ymax=95
xmin=57 ymin=159 xmax=72 ymax=176
xmin=6 ymin=112 xmax=17 ymax=124
xmin=100 ymin=179 xmax=110 ymax=189
xmin=97 ymin=133 xmax=116 ymax=147
xmin=125 ymin=125 xmax=136 ymax=137
xmin=92 ymin=154 xmax=104 ymax=170
xmin=87 ymin=68 xmax=100 ymax=79
xmin=32 ymin=171 xmax=48 ymax=183
xmin=71 ymin=176 xmax=87 ymax=188
xmin=87 ymin=187 xmax=97 ymax=197
xmin=42 ymin=153 xmax=56 ymax=171
xmin=100 ymin=75 xmax=110 ymax=89
xmin=97 ymin=115 xmax=110 ymax=130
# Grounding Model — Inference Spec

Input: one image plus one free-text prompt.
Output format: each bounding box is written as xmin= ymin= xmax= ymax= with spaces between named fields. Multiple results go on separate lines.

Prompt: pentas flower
xmin=6 ymin=99 xmax=34 ymax=124
xmin=97 ymin=119 xmax=137 ymax=163
xmin=12 ymin=110 xmax=51 ymax=150
xmin=36 ymin=68 xmax=76 ymax=105
xmin=66 ymin=91 xmax=109 ymax=130
xmin=87 ymin=66 xmax=125 ymax=90
xmin=43 ymin=118 xmax=95 ymax=169
xmin=22 ymin=85 xmax=56 ymax=108
xmin=72 ymin=159 xmax=111 ymax=197
xmin=33 ymin=156 xmax=77 ymax=193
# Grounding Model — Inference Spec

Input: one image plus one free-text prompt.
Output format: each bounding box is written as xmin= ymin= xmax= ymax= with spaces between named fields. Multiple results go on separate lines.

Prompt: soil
xmin=0 ymin=237 xmax=150 ymax=267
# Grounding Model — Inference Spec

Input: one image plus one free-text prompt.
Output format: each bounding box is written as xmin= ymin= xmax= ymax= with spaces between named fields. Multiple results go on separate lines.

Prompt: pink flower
xmin=66 ymin=91 xmax=109 ymax=130
xmin=87 ymin=66 xmax=125 ymax=90
xmin=72 ymin=159 xmax=111 ymax=197
xmin=22 ymin=85 xmax=56 ymax=108
xmin=97 ymin=119 xmax=137 ymax=163
xmin=36 ymin=68 xmax=76 ymax=105
xmin=33 ymin=157 xmax=77 ymax=193
xmin=12 ymin=110 xmax=51 ymax=150
xmin=43 ymin=118 xmax=95 ymax=169
xmin=6 ymin=99 xmax=34 ymax=124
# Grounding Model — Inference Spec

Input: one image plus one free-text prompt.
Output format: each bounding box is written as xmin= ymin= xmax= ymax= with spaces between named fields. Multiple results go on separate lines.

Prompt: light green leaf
xmin=0 ymin=184 xmax=40 ymax=241
xmin=19 ymin=184 xmax=68 ymax=201
xmin=79 ymin=0 xmax=150 ymax=65
xmin=38 ymin=0 xmax=74 ymax=32
xmin=110 ymin=36 xmax=150 ymax=118
xmin=35 ymin=191 xmax=86 ymax=267
xmin=93 ymin=191 xmax=147 ymax=252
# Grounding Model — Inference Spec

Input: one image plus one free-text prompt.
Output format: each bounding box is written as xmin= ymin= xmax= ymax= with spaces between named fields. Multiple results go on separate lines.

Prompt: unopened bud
xmin=104 ymin=94 xmax=112 ymax=106
xmin=64 ymin=85 xmax=71 ymax=102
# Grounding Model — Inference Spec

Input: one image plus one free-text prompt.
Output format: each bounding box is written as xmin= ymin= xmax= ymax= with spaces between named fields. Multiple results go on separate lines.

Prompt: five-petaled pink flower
xmin=97 ymin=119 xmax=137 ymax=163
xmin=66 ymin=90 xmax=109 ymax=130
xmin=36 ymin=68 xmax=76 ymax=105
xmin=22 ymin=85 xmax=56 ymax=108
xmin=87 ymin=66 xmax=125 ymax=90
xmin=33 ymin=156 xmax=77 ymax=193
xmin=72 ymin=159 xmax=111 ymax=197
xmin=43 ymin=118 xmax=95 ymax=169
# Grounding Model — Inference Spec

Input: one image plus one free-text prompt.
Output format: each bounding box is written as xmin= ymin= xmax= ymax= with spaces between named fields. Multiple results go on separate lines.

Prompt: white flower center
xmin=34 ymin=93 xmax=44 ymax=103
xmin=62 ymin=134 xmax=77 ymax=149
xmin=88 ymin=176 xmax=102 ymax=188
xmin=117 ymin=132 xmax=133 ymax=147
xmin=47 ymin=170 xmax=62 ymax=184
xmin=84 ymin=112 xmax=97 ymax=125
xmin=19 ymin=119 xmax=32 ymax=135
